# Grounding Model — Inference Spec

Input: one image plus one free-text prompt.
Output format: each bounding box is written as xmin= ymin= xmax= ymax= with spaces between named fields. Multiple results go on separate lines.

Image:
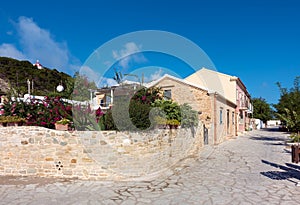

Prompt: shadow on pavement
xmin=260 ymin=127 xmax=290 ymax=134
xmin=260 ymin=159 xmax=300 ymax=185
xmin=249 ymin=136 xmax=289 ymax=147
xmin=249 ymin=136 xmax=286 ymax=142
xmin=249 ymin=129 xmax=290 ymax=146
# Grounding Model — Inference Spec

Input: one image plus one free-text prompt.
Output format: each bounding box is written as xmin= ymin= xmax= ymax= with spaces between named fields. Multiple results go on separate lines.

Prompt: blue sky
xmin=0 ymin=0 xmax=299 ymax=105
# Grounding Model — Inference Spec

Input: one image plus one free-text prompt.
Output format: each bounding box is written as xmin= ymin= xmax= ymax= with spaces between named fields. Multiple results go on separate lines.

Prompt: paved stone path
xmin=1 ymin=128 xmax=300 ymax=204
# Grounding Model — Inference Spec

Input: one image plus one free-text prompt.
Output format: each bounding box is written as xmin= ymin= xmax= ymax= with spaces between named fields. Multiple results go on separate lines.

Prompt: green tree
xmin=252 ymin=97 xmax=272 ymax=123
xmin=274 ymin=76 xmax=300 ymax=132
xmin=72 ymin=72 xmax=98 ymax=101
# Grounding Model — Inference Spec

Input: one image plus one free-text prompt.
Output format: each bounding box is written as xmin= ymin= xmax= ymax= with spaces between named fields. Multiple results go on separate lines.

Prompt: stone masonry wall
xmin=155 ymin=77 xmax=212 ymax=147
xmin=0 ymin=126 xmax=201 ymax=180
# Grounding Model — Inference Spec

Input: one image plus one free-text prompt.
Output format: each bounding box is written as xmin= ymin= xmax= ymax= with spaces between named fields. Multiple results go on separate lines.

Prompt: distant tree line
xmin=274 ymin=76 xmax=300 ymax=133
xmin=252 ymin=76 xmax=300 ymax=133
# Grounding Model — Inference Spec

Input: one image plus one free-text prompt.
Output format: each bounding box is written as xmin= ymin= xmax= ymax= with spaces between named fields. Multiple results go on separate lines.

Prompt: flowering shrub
xmin=131 ymin=87 xmax=163 ymax=104
xmin=99 ymin=87 xmax=198 ymax=131
xmin=3 ymin=96 xmax=72 ymax=129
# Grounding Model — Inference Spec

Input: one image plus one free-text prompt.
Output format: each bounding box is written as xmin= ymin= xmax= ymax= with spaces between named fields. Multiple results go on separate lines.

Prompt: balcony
xmin=237 ymin=100 xmax=250 ymax=110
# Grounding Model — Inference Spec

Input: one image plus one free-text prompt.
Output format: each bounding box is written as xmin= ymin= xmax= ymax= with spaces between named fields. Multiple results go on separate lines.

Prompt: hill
xmin=0 ymin=57 xmax=73 ymax=98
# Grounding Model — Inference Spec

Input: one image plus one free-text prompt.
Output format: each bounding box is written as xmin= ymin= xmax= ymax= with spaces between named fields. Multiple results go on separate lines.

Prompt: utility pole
xmin=31 ymin=80 xmax=34 ymax=95
xmin=27 ymin=79 xmax=30 ymax=96
xmin=16 ymin=71 xmax=19 ymax=97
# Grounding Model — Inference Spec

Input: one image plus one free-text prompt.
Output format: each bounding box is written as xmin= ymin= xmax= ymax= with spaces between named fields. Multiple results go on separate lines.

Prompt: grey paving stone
xmin=1 ymin=129 xmax=300 ymax=204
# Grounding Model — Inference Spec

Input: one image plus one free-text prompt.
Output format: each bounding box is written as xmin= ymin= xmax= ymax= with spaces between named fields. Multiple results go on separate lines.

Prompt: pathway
xmin=1 ymin=128 xmax=300 ymax=204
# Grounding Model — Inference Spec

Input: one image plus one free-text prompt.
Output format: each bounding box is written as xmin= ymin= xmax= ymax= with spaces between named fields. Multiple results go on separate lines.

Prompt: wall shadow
xmin=250 ymin=136 xmax=287 ymax=142
xmin=259 ymin=127 xmax=290 ymax=135
xmin=260 ymin=159 xmax=300 ymax=185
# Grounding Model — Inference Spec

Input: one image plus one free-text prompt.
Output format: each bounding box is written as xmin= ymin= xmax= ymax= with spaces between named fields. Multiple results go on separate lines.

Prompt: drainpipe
xmin=235 ymin=111 xmax=238 ymax=136
xmin=214 ymin=92 xmax=217 ymax=145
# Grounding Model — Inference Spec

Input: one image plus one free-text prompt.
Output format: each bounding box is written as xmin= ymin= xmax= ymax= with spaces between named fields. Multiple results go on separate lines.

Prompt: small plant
xmin=180 ymin=103 xmax=199 ymax=128
xmin=167 ymin=119 xmax=180 ymax=129
xmin=72 ymin=104 xmax=100 ymax=131
xmin=154 ymin=116 xmax=167 ymax=125
xmin=167 ymin=119 xmax=180 ymax=126
xmin=55 ymin=118 xmax=70 ymax=125
xmin=289 ymin=132 xmax=300 ymax=143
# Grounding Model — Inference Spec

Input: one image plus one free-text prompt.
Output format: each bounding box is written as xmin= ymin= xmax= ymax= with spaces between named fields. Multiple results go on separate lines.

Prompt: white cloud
xmin=149 ymin=68 xmax=164 ymax=82
xmin=112 ymin=42 xmax=147 ymax=68
xmin=79 ymin=66 xmax=118 ymax=87
xmin=0 ymin=16 xmax=78 ymax=74
xmin=105 ymin=78 xmax=118 ymax=87
xmin=79 ymin=65 xmax=100 ymax=83
xmin=0 ymin=43 xmax=26 ymax=60
xmin=98 ymin=77 xmax=117 ymax=87
xmin=17 ymin=17 xmax=70 ymax=70
xmin=6 ymin=31 xmax=13 ymax=36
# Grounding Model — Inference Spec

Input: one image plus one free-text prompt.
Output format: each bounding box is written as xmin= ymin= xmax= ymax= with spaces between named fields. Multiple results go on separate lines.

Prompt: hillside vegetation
xmin=0 ymin=57 xmax=73 ymax=98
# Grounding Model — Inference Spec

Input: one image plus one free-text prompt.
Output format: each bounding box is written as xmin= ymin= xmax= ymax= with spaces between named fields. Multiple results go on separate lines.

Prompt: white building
xmin=33 ymin=60 xmax=43 ymax=69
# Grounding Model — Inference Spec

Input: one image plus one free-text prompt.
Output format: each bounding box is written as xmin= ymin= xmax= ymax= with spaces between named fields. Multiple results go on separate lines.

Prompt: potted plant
xmin=0 ymin=116 xmax=26 ymax=127
xmin=167 ymin=119 xmax=180 ymax=129
xmin=154 ymin=116 xmax=167 ymax=129
xmin=55 ymin=118 xmax=70 ymax=131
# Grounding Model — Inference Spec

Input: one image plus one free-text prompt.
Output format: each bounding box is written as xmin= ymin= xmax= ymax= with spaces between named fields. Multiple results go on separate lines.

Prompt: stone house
xmin=146 ymin=74 xmax=236 ymax=145
xmin=94 ymin=74 xmax=237 ymax=145
xmin=209 ymin=92 xmax=237 ymax=144
xmin=185 ymin=67 xmax=252 ymax=135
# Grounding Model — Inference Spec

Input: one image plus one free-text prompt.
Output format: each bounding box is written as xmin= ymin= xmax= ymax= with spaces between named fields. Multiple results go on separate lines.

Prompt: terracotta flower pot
xmin=55 ymin=123 xmax=68 ymax=131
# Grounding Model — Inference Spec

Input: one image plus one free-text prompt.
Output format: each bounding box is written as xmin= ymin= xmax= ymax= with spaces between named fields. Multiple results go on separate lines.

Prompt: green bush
xmin=289 ymin=132 xmax=300 ymax=143
xmin=97 ymin=110 xmax=117 ymax=131
xmin=152 ymin=99 xmax=181 ymax=122
xmin=97 ymin=87 xmax=199 ymax=131
xmin=129 ymin=100 xmax=153 ymax=130
xmin=0 ymin=116 xmax=25 ymax=123
xmin=180 ymin=103 xmax=199 ymax=128
xmin=72 ymin=104 xmax=99 ymax=131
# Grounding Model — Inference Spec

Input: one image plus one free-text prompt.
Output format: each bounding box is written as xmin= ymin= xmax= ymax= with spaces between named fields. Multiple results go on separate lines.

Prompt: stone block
xmin=27 ymin=168 xmax=36 ymax=174
xmin=53 ymin=138 xmax=59 ymax=144
xmin=60 ymin=141 xmax=67 ymax=146
xmin=63 ymin=170 xmax=73 ymax=175
xmin=100 ymin=140 xmax=107 ymax=145
xmin=82 ymin=158 xmax=93 ymax=163
xmin=68 ymin=139 xmax=77 ymax=144
xmin=83 ymin=149 xmax=92 ymax=153
xmin=21 ymin=140 xmax=28 ymax=145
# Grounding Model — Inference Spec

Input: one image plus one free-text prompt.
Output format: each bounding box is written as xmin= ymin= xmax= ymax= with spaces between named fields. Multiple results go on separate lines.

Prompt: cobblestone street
xmin=1 ymin=128 xmax=300 ymax=205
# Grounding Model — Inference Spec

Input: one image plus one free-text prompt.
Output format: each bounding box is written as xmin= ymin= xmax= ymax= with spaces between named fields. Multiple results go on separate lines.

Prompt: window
xmin=164 ymin=89 xmax=172 ymax=100
xmin=220 ymin=108 xmax=223 ymax=124
xmin=240 ymin=110 xmax=243 ymax=119
xmin=106 ymin=95 xmax=112 ymax=105
xmin=100 ymin=99 xmax=104 ymax=106
xmin=239 ymin=110 xmax=244 ymax=124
